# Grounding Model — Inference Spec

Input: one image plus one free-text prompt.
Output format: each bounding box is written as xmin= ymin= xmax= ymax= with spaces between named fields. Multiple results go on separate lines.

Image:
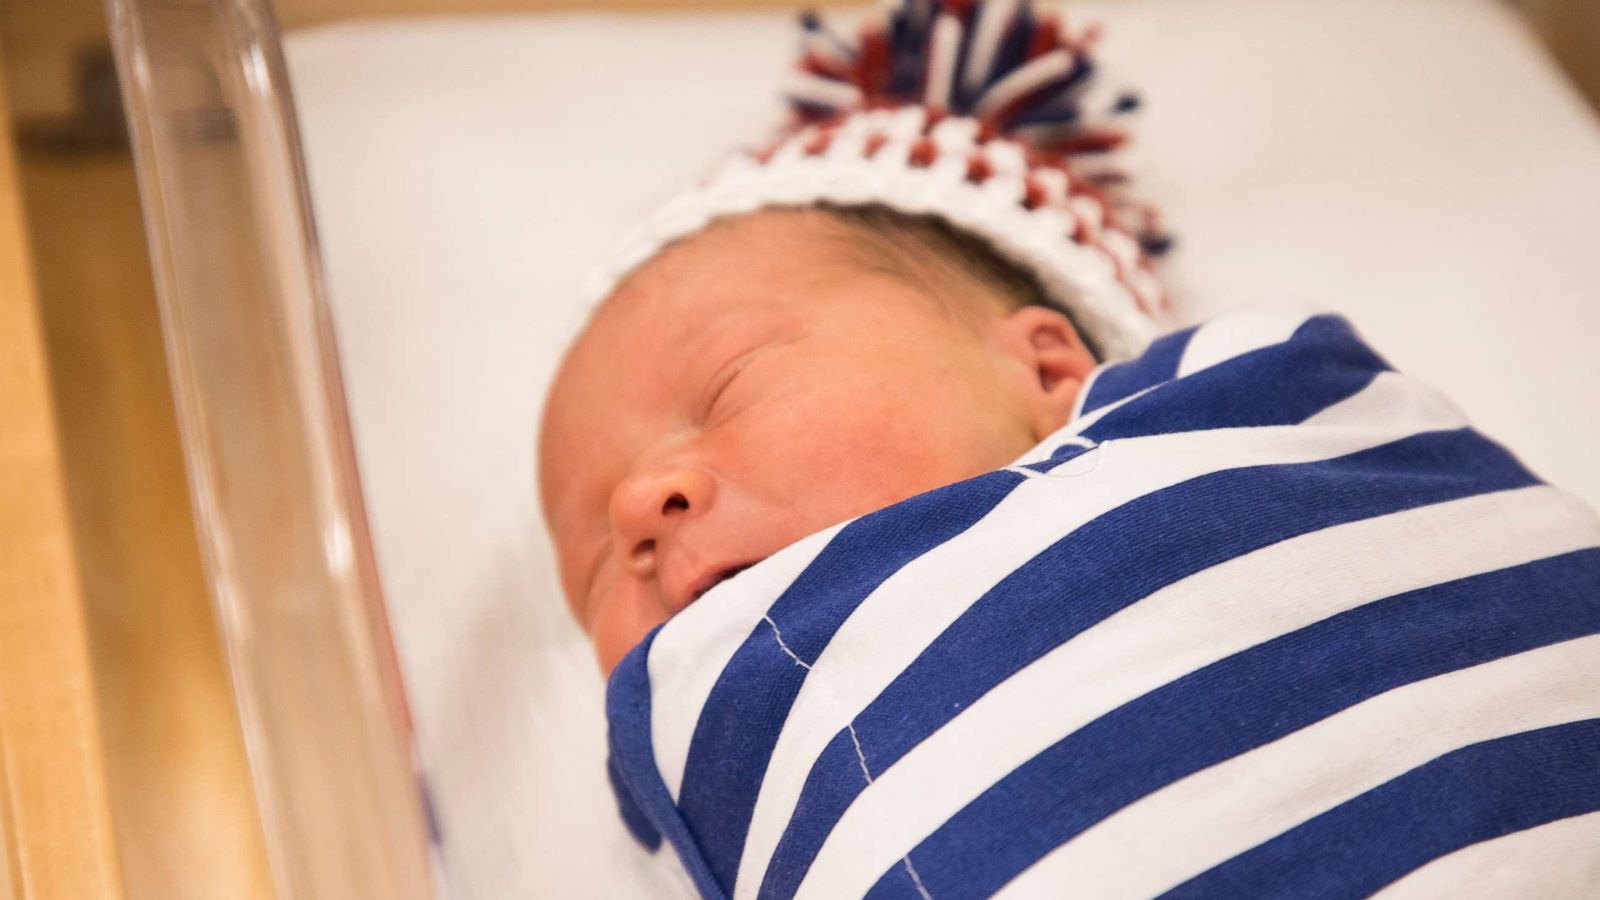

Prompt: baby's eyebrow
xmin=678 ymin=305 xmax=759 ymax=357
xmin=678 ymin=312 xmax=784 ymax=385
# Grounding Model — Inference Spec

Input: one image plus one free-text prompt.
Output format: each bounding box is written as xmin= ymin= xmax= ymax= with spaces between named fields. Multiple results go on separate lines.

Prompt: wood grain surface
xmin=1 ymin=2 xmax=273 ymax=897
xmin=0 ymin=43 xmax=125 ymax=900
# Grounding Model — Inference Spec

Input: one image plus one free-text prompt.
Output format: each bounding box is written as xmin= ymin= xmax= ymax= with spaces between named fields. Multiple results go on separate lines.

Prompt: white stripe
xmin=1000 ymin=633 xmax=1600 ymax=899
xmin=800 ymin=31 xmax=851 ymax=70
xmin=960 ymin=0 xmax=1018 ymax=99
xmin=1176 ymin=301 xmax=1317 ymax=377
xmin=1373 ymin=810 xmax=1600 ymax=899
xmin=648 ymin=523 xmax=843 ymax=801
xmin=780 ymin=72 xmax=863 ymax=111
xmin=737 ymin=374 xmax=1475 ymax=897
xmin=1301 ymin=370 xmax=1467 ymax=431
xmin=793 ymin=486 xmax=1600 ymax=899
xmin=972 ymin=49 xmax=1075 ymax=121
xmin=923 ymin=15 xmax=961 ymax=110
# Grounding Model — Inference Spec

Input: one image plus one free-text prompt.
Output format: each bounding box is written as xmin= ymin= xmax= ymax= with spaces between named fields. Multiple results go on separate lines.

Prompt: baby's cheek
xmin=725 ymin=358 xmax=1014 ymax=534
xmin=828 ymin=383 xmax=1024 ymax=501
xmin=590 ymin=581 xmax=672 ymax=676
xmin=777 ymin=396 xmax=968 ymax=513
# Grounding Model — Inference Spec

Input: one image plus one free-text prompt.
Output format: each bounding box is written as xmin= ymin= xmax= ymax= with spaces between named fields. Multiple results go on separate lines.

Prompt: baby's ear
xmin=994 ymin=305 xmax=1098 ymax=438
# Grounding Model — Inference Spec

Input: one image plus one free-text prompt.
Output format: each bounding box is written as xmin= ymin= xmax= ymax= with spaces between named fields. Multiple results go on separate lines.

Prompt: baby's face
xmin=539 ymin=209 xmax=1094 ymax=673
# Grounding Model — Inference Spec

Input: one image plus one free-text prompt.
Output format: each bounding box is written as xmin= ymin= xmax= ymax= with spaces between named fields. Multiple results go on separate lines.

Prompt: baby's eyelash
xmin=693 ymin=334 xmax=799 ymax=421
xmin=697 ymin=349 xmax=762 ymax=420
xmin=706 ymin=365 xmax=746 ymax=412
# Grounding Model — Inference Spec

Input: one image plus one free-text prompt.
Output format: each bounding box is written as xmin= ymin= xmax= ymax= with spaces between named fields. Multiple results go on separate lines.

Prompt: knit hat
xmin=584 ymin=0 xmax=1171 ymax=360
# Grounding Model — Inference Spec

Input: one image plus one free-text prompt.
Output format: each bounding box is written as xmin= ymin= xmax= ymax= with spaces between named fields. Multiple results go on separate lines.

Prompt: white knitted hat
xmin=584 ymin=0 xmax=1172 ymax=360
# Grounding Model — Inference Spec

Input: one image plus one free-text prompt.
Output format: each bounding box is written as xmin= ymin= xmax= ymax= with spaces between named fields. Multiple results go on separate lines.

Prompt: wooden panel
xmin=0 ymin=1 xmax=107 ymax=120
xmin=0 ymin=1 xmax=275 ymax=897
xmin=0 ymin=42 xmax=124 ymax=900
xmin=15 ymin=154 xmax=276 ymax=900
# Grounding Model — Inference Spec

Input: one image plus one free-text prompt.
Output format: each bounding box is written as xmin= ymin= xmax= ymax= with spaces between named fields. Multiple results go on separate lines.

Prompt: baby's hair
xmin=816 ymin=203 xmax=1100 ymax=360
xmin=606 ymin=202 xmax=1101 ymax=359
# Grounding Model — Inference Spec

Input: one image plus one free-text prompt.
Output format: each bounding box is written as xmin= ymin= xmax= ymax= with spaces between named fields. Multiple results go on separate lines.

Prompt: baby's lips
xmin=681 ymin=560 xmax=762 ymax=609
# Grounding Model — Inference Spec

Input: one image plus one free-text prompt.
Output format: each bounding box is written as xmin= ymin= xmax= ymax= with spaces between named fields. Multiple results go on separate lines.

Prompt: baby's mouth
xmin=688 ymin=562 xmax=758 ymax=603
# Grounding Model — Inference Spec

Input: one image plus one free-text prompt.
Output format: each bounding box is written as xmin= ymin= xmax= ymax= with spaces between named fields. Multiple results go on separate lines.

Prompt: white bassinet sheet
xmin=284 ymin=1 xmax=1600 ymax=895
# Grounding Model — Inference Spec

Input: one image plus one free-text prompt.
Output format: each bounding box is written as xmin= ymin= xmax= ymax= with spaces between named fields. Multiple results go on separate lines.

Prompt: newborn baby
xmin=538 ymin=3 xmax=1600 ymax=897
xmin=540 ymin=0 xmax=1170 ymax=675
xmin=543 ymin=202 xmax=1600 ymax=900
xmin=541 ymin=206 xmax=1100 ymax=673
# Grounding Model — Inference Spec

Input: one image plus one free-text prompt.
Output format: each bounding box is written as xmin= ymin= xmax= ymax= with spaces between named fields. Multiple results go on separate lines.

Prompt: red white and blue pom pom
xmin=591 ymin=0 xmax=1175 ymax=357
xmin=782 ymin=0 xmax=1171 ymax=258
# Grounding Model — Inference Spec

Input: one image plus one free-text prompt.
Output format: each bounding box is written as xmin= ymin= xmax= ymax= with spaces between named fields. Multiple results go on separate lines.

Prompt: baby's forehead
xmin=580 ymin=283 xmax=774 ymax=375
xmin=578 ymin=221 xmax=862 ymax=350
xmin=596 ymin=208 xmax=1010 ymax=336
xmin=607 ymin=210 xmax=859 ymax=300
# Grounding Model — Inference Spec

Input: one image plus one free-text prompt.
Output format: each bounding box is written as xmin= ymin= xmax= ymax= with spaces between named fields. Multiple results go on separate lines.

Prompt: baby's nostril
xmin=662 ymin=492 xmax=689 ymax=515
xmin=630 ymin=538 xmax=656 ymax=563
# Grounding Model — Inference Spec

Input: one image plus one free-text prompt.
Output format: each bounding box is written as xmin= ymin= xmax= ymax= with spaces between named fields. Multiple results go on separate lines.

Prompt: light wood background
xmin=0 ymin=9 xmax=276 ymax=900
xmin=0 ymin=1 xmax=1594 ymax=898
xmin=0 ymin=48 xmax=124 ymax=900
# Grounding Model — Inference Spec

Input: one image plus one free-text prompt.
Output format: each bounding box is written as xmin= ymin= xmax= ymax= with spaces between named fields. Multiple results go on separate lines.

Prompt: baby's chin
xmin=593 ymin=608 xmax=658 ymax=677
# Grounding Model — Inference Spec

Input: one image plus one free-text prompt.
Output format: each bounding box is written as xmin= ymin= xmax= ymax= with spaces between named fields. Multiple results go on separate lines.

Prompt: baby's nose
xmin=609 ymin=466 xmax=716 ymax=575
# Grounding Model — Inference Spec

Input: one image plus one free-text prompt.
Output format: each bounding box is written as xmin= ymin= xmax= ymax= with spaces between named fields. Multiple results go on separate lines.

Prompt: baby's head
xmin=538 ymin=0 xmax=1172 ymax=672
xmin=540 ymin=204 xmax=1097 ymax=672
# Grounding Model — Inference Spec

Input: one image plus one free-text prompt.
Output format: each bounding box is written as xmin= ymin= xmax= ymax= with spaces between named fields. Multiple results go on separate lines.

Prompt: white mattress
xmin=284 ymin=2 xmax=1600 ymax=895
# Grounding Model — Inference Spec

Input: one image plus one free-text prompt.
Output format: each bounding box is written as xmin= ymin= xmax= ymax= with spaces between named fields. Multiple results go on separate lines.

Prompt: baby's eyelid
xmin=707 ymin=365 xmax=749 ymax=414
xmin=693 ymin=334 xmax=799 ymax=422
xmin=696 ymin=349 xmax=760 ymax=421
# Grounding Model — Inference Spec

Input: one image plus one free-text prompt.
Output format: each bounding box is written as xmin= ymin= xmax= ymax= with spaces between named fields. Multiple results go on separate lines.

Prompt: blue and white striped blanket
xmin=605 ymin=304 xmax=1600 ymax=899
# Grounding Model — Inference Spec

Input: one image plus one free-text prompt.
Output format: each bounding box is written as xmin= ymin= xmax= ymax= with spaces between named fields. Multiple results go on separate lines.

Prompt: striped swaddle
xmin=606 ymin=304 xmax=1600 ymax=899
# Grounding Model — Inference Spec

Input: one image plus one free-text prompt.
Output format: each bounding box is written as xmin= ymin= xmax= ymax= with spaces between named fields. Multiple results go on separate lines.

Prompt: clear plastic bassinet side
xmin=105 ymin=0 xmax=440 ymax=896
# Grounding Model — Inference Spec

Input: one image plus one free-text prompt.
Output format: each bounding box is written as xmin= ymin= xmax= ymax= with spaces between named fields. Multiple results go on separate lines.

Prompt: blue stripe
xmin=1006 ymin=95 xmax=1082 ymax=129
xmin=1021 ymin=440 xmax=1095 ymax=473
xmin=676 ymin=470 xmax=1027 ymax=894
xmin=758 ymin=427 xmax=1540 ymax=897
xmin=1004 ymin=52 xmax=1098 ymax=130
xmin=757 ymin=729 xmax=868 ymax=898
xmin=866 ymin=549 xmax=1600 ymax=897
xmin=1165 ymin=718 xmax=1600 ymax=899
xmin=1078 ymin=321 xmax=1196 ymax=415
xmin=887 ymin=6 xmax=929 ymax=99
xmin=1012 ymin=58 xmax=1095 ymax=126
xmin=1083 ymin=315 xmax=1390 ymax=441
xmin=605 ymin=629 xmax=729 ymax=898
xmin=982 ymin=7 xmax=1034 ymax=95
xmin=947 ymin=5 xmax=979 ymax=113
